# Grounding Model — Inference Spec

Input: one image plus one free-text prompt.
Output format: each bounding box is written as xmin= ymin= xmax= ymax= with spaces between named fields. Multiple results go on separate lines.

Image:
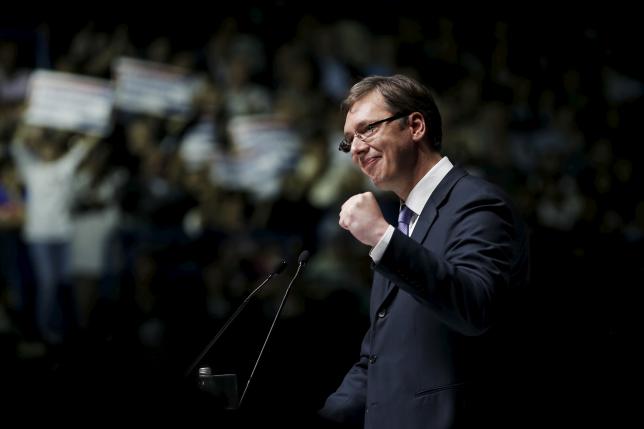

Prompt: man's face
xmin=344 ymin=91 xmax=414 ymax=194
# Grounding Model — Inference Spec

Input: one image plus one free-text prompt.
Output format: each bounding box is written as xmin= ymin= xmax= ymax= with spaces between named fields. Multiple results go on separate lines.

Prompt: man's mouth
xmin=362 ymin=156 xmax=381 ymax=170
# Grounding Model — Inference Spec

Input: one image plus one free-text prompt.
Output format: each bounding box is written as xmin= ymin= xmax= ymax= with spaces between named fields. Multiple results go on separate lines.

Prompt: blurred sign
xmin=211 ymin=115 xmax=301 ymax=200
xmin=24 ymin=70 xmax=114 ymax=136
xmin=113 ymin=57 xmax=200 ymax=117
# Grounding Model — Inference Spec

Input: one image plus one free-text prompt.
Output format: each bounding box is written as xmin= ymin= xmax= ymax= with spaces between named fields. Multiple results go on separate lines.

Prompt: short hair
xmin=341 ymin=74 xmax=442 ymax=151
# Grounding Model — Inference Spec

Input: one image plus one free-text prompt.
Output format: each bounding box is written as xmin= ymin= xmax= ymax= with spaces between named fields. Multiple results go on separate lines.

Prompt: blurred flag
xmin=24 ymin=70 xmax=114 ymax=136
xmin=113 ymin=57 xmax=201 ymax=117
xmin=212 ymin=114 xmax=301 ymax=200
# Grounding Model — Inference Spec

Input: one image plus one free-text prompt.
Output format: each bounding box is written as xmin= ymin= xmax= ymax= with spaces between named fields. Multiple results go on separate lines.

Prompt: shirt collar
xmin=402 ymin=156 xmax=454 ymax=215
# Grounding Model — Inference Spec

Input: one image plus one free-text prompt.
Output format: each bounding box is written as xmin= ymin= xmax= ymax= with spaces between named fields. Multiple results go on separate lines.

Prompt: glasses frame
xmin=338 ymin=112 xmax=410 ymax=153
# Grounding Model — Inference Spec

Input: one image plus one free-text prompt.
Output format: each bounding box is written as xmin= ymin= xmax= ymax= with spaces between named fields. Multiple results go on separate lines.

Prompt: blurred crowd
xmin=0 ymin=10 xmax=640 ymax=423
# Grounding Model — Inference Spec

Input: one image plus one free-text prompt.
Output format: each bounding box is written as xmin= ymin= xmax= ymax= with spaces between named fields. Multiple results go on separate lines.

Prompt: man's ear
xmin=408 ymin=112 xmax=426 ymax=142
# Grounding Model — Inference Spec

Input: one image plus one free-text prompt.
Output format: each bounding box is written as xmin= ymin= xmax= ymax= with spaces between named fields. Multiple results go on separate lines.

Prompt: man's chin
xmin=369 ymin=176 xmax=388 ymax=190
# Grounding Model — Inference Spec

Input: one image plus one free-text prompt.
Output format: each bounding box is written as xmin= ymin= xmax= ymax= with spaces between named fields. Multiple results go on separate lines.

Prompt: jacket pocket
xmin=415 ymin=381 xmax=466 ymax=398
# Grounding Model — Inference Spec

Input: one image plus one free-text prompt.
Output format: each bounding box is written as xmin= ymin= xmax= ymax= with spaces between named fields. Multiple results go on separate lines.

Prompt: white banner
xmin=113 ymin=57 xmax=200 ymax=117
xmin=24 ymin=70 xmax=114 ymax=136
xmin=210 ymin=114 xmax=301 ymax=200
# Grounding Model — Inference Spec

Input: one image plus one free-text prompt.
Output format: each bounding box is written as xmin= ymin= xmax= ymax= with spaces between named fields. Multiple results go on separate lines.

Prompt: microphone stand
xmin=184 ymin=259 xmax=287 ymax=378
xmin=238 ymin=251 xmax=310 ymax=406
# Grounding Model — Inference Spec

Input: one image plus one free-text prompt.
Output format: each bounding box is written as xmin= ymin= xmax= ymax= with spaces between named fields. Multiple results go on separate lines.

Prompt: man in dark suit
xmin=319 ymin=75 xmax=529 ymax=428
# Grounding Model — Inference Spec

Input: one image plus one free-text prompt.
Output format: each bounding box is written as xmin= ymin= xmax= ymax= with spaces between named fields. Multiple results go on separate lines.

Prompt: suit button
xmin=377 ymin=309 xmax=386 ymax=318
xmin=369 ymin=355 xmax=377 ymax=364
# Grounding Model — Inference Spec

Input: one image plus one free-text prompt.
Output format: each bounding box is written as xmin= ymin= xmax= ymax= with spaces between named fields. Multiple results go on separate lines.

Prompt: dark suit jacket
xmin=320 ymin=167 xmax=530 ymax=429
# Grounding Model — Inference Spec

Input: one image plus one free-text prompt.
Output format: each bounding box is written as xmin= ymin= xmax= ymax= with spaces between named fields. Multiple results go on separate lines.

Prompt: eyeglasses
xmin=338 ymin=112 xmax=409 ymax=153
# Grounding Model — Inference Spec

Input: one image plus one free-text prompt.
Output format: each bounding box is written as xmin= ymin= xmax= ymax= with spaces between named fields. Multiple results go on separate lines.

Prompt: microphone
xmin=238 ymin=250 xmax=311 ymax=406
xmin=185 ymin=258 xmax=287 ymax=378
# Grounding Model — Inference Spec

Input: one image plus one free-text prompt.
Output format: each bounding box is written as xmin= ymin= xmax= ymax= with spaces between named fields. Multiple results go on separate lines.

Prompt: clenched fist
xmin=339 ymin=192 xmax=390 ymax=246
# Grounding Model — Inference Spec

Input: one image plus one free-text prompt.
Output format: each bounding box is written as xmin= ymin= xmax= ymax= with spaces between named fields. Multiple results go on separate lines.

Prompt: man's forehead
xmin=348 ymin=90 xmax=385 ymax=112
xmin=345 ymin=92 xmax=388 ymax=125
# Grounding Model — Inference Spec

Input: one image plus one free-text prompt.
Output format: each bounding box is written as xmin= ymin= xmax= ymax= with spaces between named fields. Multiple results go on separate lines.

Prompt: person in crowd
xmin=11 ymin=124 xmax=96 ymax=344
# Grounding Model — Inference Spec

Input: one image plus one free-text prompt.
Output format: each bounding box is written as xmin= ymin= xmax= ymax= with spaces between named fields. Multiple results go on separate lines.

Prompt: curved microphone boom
xmin=239 ymin=250 xmax=310 ymax=406
xmin=185 ymin=259 xmax=287 ymax=377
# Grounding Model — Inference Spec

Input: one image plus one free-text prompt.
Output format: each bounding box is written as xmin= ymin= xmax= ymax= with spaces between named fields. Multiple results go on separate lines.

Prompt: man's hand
xmin=339 ymin=192 xmax=390 ymax=247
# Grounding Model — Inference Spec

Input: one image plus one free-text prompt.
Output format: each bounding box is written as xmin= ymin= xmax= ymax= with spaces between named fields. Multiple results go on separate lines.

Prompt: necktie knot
xmin=397 ymin=205 xmax=414 ymax=236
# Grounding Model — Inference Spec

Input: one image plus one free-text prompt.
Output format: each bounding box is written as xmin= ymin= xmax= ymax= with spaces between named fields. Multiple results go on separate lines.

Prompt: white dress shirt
xmin=370 ymin=156 xmax=454 ymax=262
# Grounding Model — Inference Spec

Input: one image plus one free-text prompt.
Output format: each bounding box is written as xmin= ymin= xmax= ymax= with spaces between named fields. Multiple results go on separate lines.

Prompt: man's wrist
xmin=369 ymin=225 xmax=395 ymax=263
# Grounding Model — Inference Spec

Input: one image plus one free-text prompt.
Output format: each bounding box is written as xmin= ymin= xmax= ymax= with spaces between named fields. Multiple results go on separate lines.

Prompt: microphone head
xmin=273 ymin=259 xmax=287 ymax=275
xmin=298 ymin=250 xmax=310 ymax=266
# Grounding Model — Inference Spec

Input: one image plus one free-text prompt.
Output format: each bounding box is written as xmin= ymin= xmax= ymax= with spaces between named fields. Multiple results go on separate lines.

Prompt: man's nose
xmin=350 ymin=136 xmax=368 ymax=155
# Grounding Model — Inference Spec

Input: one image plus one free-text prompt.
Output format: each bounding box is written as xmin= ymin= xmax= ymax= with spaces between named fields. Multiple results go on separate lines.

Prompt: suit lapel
xmin=410 ymin=167 xmax=468 ymax=243
xmin=373 ymin=166 xmax=469 ymax=315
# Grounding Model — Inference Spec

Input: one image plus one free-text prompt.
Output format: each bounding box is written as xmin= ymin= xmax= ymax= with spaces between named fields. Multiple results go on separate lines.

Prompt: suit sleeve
xmin=375 ymin=192 xmax=522 ymax=336
xmin=318 ymin=325 xmax=371 ymax=425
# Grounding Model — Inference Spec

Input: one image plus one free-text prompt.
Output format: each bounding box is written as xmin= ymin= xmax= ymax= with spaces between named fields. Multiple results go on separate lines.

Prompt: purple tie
xmin=397 ymin=205 xmax=414 ymax=236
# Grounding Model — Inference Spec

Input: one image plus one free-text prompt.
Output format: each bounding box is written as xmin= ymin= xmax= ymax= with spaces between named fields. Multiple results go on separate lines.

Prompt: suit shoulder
xmin=453 ymin=171 xmax=511 ymax=203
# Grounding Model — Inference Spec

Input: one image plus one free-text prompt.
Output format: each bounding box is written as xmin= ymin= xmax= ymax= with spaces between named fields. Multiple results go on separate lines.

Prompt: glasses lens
xmin=338 ymin=139 xmax=350 ymax=152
